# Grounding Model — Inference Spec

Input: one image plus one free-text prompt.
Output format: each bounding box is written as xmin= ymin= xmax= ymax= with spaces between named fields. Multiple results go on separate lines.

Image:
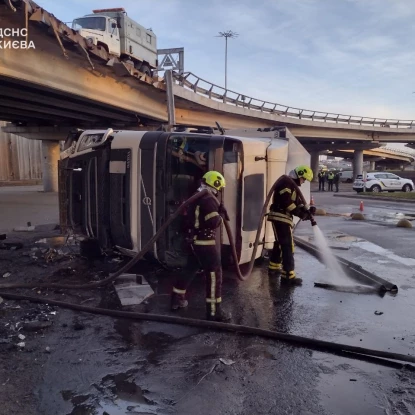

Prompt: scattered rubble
xmin=219 ymin=358 xmax=235 ymax=366
xmin=21 ymin=320 xmax=53 ymax=332
xmin=114 ymin=273 xmax=154 ymax=306
xmin=0 ymin=242 xmax=23 ymax=250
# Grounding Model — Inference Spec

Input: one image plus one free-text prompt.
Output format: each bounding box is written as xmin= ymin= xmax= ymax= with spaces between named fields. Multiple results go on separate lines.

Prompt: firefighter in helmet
xmin=268 ymin=165 xmax=315 ymax=285
xmin=171 ymin=170 xmax=231 ymax=322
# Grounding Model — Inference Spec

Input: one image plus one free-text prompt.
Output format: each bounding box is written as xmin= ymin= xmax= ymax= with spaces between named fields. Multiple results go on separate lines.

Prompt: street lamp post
xmin=217 ymin=30 xmax=238 ymax=90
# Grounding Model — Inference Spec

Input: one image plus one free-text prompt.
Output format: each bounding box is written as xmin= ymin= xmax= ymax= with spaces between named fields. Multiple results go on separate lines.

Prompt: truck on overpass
xmin=72 ymin=8 xmax=158 ymax=76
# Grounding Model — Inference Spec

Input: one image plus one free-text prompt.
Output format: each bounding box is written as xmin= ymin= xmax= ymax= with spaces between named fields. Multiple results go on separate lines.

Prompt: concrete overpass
xmin=2 ymin=0 xmax=415 ymax=190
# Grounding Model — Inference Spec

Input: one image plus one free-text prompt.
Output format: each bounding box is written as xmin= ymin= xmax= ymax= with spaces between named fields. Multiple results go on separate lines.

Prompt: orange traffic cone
xmin=359 ymin=200 xmax=364 ymax=212
xmin=310 ymin=195 xmax=315 ymax=206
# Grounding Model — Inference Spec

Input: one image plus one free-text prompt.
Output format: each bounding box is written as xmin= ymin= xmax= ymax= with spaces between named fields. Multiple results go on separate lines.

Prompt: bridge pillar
xmin=310 ymin=151 xmax=320 ymax=182
xmin=370 ymin=161 xmax=376 ymax=171
xmin=41 ymin=141 xmax=60 ymax=192
xmin=353 ymin=150 xmax=364 ymax=179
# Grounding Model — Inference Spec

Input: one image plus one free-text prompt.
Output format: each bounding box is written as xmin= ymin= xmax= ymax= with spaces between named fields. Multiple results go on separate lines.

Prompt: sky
xmin=38 ymin=0 xmax=415 ymax=145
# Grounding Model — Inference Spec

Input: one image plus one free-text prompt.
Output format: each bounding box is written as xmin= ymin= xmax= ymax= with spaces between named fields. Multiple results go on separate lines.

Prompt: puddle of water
xmin=334 ymin=235 xmax=361 ymax=243
xmin=354 ymin=241 xmax=415 ymax=267
xmin=66 ymin=371 xmax=160 ymax=415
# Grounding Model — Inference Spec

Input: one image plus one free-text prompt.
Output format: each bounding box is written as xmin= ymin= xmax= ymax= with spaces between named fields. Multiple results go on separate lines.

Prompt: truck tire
xmin=140 ymin=64 xmax=151 ymax=77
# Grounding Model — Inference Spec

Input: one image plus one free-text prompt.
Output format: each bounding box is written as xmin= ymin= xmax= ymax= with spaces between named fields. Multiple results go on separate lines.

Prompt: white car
xmin=353 ymin=172 xmax=414 ymax=193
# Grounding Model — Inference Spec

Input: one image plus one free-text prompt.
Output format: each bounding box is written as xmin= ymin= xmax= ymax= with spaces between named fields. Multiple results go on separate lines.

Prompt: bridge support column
xmin=310 ymin=151 xmax=320 ymax=182
xmin=41 ymin=141 xmax=60 ymax=192
xmin=370 ymin=161 xmax=376 ymax=171
xmin=353 ymin=150 xmax=364 ymax=179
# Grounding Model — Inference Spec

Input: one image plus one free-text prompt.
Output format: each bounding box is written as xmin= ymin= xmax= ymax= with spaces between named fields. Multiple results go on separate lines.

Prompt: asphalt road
xmin=0 ymin=186 xmax=58 ymax=233
xmin=0 ymin=186 xmax=415 ymax=415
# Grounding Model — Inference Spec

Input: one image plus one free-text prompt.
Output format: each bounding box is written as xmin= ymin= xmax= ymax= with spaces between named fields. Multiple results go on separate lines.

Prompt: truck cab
xmin=59 ymin=127 xmax=310 ymax=268
xmin=72 ymin=13 xmax=121 ymax=56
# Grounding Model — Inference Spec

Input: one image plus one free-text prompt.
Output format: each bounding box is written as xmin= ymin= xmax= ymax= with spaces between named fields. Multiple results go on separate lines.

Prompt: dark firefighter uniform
xmin=268 ymin=175 xmax=310 ymax=282
xmin=172 ymin=171 xmax=229 ymax=321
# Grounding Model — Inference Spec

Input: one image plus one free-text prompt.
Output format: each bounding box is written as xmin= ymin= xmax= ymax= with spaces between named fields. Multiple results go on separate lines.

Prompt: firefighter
xmin=171 ymin=171 xmax=231 ymax=322
xmin=268 ymin=165 xmax=315 ymax=285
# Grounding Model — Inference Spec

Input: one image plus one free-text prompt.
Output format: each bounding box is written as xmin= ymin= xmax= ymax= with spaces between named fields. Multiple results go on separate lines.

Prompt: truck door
xmin=156 ymin=133 xmax=224 ymax=267
xmin=108 ymin=18 xmax=121 ymax=56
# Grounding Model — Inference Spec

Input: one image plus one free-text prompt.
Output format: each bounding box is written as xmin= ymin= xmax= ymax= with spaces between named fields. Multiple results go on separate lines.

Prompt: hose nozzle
xmin=310 ymin=215 xmax=317 ymax=227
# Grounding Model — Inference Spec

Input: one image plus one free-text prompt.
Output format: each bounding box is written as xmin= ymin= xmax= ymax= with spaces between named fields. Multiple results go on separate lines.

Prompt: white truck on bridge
xmin=72 ymin=8 xmax=157 ymax=76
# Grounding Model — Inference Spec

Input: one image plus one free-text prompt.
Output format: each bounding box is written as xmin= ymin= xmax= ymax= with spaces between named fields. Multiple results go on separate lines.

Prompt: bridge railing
xmin=172 ymin=71 xmax=415 ymax=129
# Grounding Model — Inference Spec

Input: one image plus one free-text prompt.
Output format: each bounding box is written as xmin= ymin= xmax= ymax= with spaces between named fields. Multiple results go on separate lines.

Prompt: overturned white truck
xmin=59 ymin=126 xmax=310 ymax=267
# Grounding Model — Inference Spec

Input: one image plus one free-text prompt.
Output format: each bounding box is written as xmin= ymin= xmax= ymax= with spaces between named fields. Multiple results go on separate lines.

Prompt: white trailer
xmin=59 ymin=126 xmax=310 ymax=267
xmin=72 ymin=8 xmax=157 ymax=76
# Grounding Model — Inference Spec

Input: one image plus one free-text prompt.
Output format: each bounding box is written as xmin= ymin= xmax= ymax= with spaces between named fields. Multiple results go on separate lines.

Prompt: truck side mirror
xmin=111 ymin=22 xmax=117 ymax=28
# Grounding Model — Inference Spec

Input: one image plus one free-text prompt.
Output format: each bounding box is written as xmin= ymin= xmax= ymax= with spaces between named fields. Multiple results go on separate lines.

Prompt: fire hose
xmin=5 ymin=178 xmax=415 ymax=365
xmin=0 ymin=175 xmax=311 ymax=290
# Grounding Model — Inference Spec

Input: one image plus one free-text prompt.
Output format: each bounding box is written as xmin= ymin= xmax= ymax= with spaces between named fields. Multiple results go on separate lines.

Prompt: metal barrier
xmin=172 ymin=72 xmax=415 ymax=129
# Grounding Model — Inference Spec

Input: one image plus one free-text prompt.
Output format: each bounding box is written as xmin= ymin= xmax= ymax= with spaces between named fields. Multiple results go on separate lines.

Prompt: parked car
xmin=339 ymin=170 xmax=353 ymax=183
xmin=353 ymin=172 xmax=414 ymax=193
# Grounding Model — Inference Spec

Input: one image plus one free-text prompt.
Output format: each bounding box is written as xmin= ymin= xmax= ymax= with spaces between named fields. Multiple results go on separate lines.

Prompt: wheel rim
xmin=404 ymin=185 xmax=410 ymax=192
xmin=372 ymin=186 xmax=380 ymax=193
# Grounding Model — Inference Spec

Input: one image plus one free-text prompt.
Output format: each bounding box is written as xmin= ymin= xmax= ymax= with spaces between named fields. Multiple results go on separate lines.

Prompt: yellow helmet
xmin=294 ymin=165 xmax=313 ymax=182
xmin=202 ymin=171 xmax=226 ymax=191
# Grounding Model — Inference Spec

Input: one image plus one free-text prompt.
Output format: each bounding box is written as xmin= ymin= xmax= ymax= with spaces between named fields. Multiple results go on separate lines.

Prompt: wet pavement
xmin=1 ymin=193 xmax=415 ymax=414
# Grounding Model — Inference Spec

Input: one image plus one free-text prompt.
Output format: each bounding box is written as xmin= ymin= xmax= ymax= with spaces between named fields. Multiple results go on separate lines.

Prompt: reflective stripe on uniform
xmin=279 ymin=188 xmax=292 ymax=195
xmin=194 ymin=239 xmax=216 ymax=245
xmin=268 ymin=211 xmax=292 ymax=220
xmin=269 ymin=261 xmax=282 ymax=270
xmin=210 ymin=272 xmax=216 ymax=316
xmin=195 ymin=205 xmax=200 ymax=229
xmin=286 ymin=203 xmax=296 ymax=212
xmin=268 ymin=213 xmax=293 ymax=226
xmin=173 ymin=287 xmax=186 ymax=294
xmin=206 ymin=297 xmax=222 ymax=303
xmin=290 ymin=227 xmax=294 ymax=253
xmin=291 ymin=190 xmax=297 ymax=201
xmin=205 ymin=211 xmax=219 ymax=221
xmin=281 ymin=271 xmax=296 ymax=280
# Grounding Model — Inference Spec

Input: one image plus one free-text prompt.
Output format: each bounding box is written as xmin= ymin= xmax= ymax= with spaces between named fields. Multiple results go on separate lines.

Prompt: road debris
xmin=21 ymin=320 xmax=53 ymax=332
xmin=2 ymin=272 xmax=11 ymax=278
xmin=219 ymin=358 xmax=235 ymax=366
xmin=16 ymin=342 xmax=25 ymax=348
xmin=374 ymin=311 xmax=384 ymax=315
xmin=0 ymin=242 xmax=23 ymax=250
xmin=18 ymin=334 xmax=25 ymax=340
xmin=45 ymin=346 xmax=51 ymax=353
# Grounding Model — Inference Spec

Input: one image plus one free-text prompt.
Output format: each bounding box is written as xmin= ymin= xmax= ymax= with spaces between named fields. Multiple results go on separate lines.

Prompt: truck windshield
xmin=72 ymin=17 xmax=106 ymax=31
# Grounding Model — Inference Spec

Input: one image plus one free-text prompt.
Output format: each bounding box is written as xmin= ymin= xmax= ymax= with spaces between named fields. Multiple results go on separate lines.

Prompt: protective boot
xmin=171 ymin=293 xmax=188 ymax=310
xmin=281 ymin=277 xmax=303 ymax=286
xmin=206 ymin=303 xmax=231 ymax=322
